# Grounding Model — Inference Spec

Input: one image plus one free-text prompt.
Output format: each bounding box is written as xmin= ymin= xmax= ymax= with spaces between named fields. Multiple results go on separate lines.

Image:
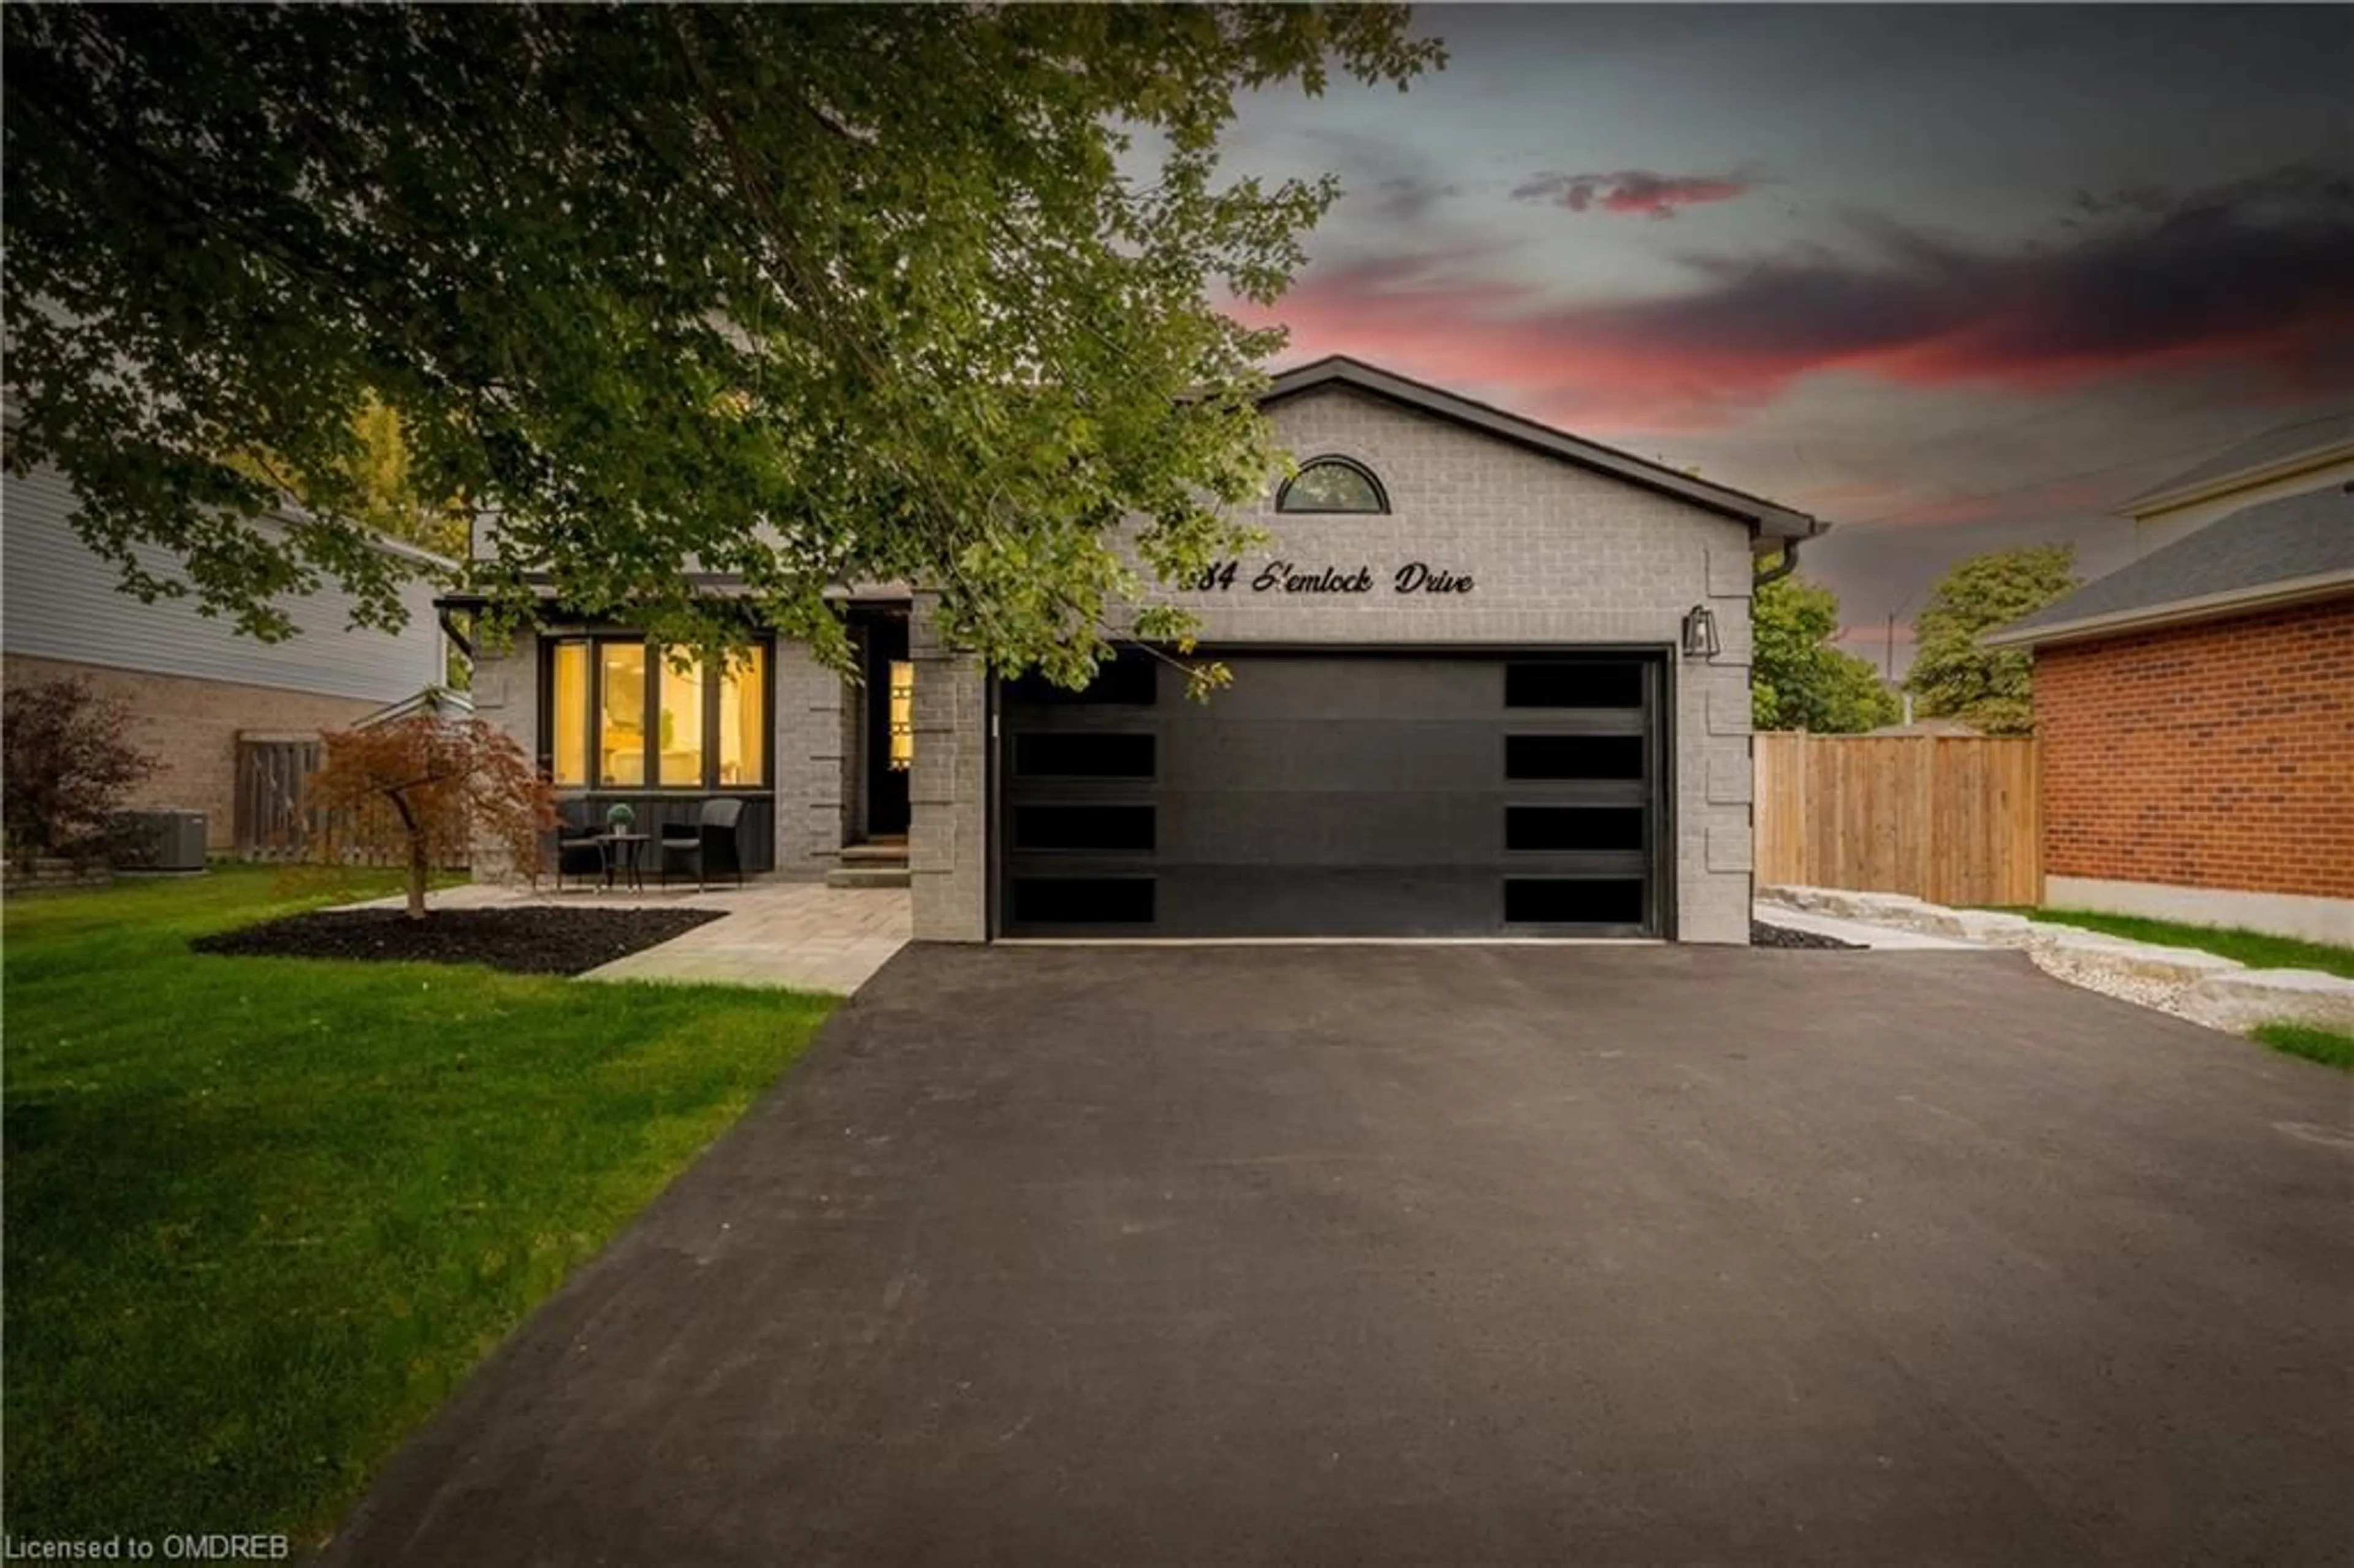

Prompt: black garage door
xmin=995 ymin=650 xmax=1667 ymax=938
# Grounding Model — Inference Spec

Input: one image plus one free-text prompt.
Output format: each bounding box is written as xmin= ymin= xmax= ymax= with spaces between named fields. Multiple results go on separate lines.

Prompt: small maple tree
xmin=1 ymin=676 xmax=159 ymax=869
xmin=310 ymin=703 xmax=554 ymax=919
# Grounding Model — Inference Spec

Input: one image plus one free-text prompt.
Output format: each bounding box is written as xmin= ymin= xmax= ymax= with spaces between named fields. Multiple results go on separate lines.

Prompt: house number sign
xmin=1183 ymin=560 xmax=1476 ymax=595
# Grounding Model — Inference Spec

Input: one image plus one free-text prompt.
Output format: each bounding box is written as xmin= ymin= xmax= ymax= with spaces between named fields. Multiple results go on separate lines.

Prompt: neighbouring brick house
xmin=460 ymin=356 xmax=1825 ymax=943
xmin=1986 ymin=441 xmax=2354 ymax=946
xmin=1 ymin=453 xmax=451 ymax=854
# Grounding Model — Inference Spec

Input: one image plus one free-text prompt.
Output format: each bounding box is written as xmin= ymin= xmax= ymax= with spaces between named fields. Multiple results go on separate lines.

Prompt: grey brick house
xmin=463 ymin=357 xmax=1823 ymax=944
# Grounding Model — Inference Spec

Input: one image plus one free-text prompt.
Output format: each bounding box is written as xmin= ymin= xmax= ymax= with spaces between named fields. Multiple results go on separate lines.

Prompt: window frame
xmin=538 ymin=632 xmax=774 ymax=792
xmin=1274 ymin=454 xmax=1391 ymax=515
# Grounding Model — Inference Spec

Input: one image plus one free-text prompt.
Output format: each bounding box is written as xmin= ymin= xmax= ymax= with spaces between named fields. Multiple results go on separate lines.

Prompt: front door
xmin=864 ymin=618 xmax=913 ymax=837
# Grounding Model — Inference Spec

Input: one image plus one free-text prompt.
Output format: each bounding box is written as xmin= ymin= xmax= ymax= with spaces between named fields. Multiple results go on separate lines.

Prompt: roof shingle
xmin=2120 ymin=410 xmax=2354 ymax=511
xmin=1993 ymin=482 xmax=2354 ymax=644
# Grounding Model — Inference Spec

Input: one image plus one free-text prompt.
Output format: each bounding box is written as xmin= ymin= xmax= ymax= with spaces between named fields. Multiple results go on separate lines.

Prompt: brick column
xmin=467 ymin=628 xmax=537 ymax=883
xmin=772 ymin=641 xmax=847 ymax=881
xmin=909 ymin=591 xmax=989 ymax=940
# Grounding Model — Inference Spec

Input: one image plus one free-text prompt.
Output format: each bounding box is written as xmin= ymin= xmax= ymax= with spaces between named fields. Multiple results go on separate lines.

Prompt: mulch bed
xmin=189 ymin=906 xmax=727 ymax=976
xmin=1751 ymin=918 xmax=1864 ymax=951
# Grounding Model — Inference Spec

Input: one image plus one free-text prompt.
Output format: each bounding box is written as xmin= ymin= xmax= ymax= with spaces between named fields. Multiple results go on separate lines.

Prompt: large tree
xmin=1750 ymin=570 xmax=1900 ymax=733
xmin=1903 ymin=544 xmax=2079 ymax=735
xmin=3 ymin=5 xmax=1439 ymax=685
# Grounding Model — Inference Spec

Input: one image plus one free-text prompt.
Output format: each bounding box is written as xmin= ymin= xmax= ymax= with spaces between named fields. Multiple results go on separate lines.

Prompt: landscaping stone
xmin=2025 ymin=947 xmax=2198 ymax=1019
xmin=2027 ymin=926 xmax=2245 ymax=987
xmin=1924 ymin=909 xmax=2036 ymax=947
xmin=1756 ymin=884 xmax=2294 ymax=1030
xmin=1849 ymin=892 xmax=1940 ymax=926
xmin=2178 ymin=969 xmax=2354 ymax=1035
xmin=1758 ymin=886 xmax=1941 ymax=926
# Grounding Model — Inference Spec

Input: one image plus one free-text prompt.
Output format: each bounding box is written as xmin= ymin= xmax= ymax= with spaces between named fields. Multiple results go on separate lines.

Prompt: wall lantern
xmin=1680 ymin=604 xmax=1721 ymax=660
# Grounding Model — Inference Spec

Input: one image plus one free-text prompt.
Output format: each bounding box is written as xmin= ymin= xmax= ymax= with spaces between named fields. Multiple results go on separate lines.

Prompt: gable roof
xmin=2117 ymin=409 xmax=2354 ymax=516
xmin=1262 ymin=356 xmax=1823 ymax=541
xmin=1984 ymin=482 xmax=2354 ymax=649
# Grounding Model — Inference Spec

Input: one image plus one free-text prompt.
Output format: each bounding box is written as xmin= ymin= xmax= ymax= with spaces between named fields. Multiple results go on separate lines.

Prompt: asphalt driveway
xmin=321 ymin=944 xmax=2353 ymax=1567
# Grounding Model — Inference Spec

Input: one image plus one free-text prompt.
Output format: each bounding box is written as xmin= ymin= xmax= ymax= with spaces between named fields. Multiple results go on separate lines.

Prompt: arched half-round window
xmin=1276 ymin=455 xmax=1389 ymax=514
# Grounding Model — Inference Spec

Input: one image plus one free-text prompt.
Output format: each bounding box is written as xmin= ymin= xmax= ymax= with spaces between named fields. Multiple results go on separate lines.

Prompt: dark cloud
xmin=1510 ymin=169 xmax=1755 ymax=219
xmin=1263 ymin=164 xmax=2354 ymax=427
xmin=1367 ymin=175 xmax=1459 ymax=224
xmin=2065 ymin=183 xmax=2175 ymax=220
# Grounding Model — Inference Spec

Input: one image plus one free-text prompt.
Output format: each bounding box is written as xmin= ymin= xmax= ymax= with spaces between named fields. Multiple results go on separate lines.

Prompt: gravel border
xmin=2024 ymin=946 xmax=2200 ymax=1019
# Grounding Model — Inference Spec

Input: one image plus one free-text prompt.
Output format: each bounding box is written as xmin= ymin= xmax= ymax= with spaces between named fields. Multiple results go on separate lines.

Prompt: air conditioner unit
xmin=112 ymin=811 xmax=210 ymax=873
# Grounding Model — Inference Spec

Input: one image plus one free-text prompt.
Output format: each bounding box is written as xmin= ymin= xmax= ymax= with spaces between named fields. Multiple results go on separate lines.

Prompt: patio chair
xmin=550 ymin=801 xmax=606 ymax=891
xmin=658 ymin=797 xmax=746 ymax=891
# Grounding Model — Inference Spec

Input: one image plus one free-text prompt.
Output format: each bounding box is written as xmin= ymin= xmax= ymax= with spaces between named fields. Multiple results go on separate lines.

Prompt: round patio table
xmin=598 ymin=832 xmax=650 ymax=892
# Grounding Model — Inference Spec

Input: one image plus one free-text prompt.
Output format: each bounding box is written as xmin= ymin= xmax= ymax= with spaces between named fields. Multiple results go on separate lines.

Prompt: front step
xmin=839 ymin=840 xmax=908 ymax=866
xmin=826 ymin=865 xmax=912 ymax=889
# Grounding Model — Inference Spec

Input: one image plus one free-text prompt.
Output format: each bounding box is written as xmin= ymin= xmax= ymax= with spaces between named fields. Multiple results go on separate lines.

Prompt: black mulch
xmin=1751 ymin=918 xmax=1864 ymax=951
xmin=189 ymin=906 xmax=727 ymax=976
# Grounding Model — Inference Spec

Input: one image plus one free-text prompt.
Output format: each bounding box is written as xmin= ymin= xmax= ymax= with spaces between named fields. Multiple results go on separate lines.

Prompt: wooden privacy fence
xmin=1754 ymin=732 xmax=2043 ymax=907
xmin=235 ymin=734 xmax=323 ymax=861
xmin=234 ymin=733 xmax=468 ymax=868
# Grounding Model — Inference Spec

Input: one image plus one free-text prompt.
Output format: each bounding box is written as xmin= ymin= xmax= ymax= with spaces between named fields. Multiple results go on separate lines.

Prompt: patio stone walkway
xmin=341 ymin=878 xmax=910 ymax=994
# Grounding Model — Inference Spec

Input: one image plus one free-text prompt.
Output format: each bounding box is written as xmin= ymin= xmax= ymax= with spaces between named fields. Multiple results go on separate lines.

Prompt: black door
xmin=996 ymin=650 xmax=1667 ymax=938
xmin=864 ymin=617 xmax=912 ymax=837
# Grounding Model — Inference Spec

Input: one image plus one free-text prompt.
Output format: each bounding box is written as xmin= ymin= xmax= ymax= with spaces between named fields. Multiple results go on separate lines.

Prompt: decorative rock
xmin=1758 ymin=885 xmax=1845 ymax=914
xmin=1758 ymin=884 xmax=2350 ymax=1040
xmin=2178 ymin=969 xmax=2354 ymax=1035
xmin=1903 ymin=907 xmax=2036 ymax=946
xmin=2027 ymin=926 xmax=2244 ymax=986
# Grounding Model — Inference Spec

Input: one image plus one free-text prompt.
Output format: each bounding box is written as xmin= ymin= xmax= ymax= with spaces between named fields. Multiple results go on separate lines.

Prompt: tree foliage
xmin=3 ymin=4 xmax=1440 ymax=687
xmin=1903 ymin=545 xmax=2079 ymax=736
xmin=2 ymin=677 xmax=160 ymax=869
xmin=1751 ymin=570 xmax=1900 ymax=733
xmin=309 ymin=703 xmax=555 ymax=919
xmin=221 ymin=393 xmax=470 ymax=561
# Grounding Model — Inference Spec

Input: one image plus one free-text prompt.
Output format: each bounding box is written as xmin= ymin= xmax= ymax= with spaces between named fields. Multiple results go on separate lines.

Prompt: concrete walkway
xmin=343 ymin=878 xmax=910 ymax=994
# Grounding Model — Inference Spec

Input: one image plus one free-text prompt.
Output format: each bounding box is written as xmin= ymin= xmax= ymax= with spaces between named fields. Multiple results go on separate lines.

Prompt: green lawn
xmin=2251 ymin=1022 xmax=2354 ymax=1071
xmin=3 ymin=866 xmax=836 ymax=1545
xmin=1996 ymin=907 xmax=2354 ymax=981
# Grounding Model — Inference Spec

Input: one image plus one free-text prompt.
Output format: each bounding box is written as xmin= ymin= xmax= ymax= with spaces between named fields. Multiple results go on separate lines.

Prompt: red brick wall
xmin=2034 ymin=598 xmax=2354 ymax=899
xmin=1 ymin=654 xmax=381 ymax=850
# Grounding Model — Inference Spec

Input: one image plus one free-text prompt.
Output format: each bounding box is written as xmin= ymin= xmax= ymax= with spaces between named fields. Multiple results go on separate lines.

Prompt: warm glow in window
xmin=549 ymin=641 xmax=587 ymax=785
xmin=888 ymin=659 xmax=914 ymax=772
xmin=598 ymin=644 xmax=647 ymax=785
xmin=718 ymin=645 xmax=765 ymax=786
xmin=658 ymin=650 xmax=707 ymax=788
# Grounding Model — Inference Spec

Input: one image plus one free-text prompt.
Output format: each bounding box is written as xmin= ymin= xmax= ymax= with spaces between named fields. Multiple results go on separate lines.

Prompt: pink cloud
xmin=1511 ymin=169 xmax=1754 ymax=219
xmin=1245 ymin=169 xmax=2354 ymax=433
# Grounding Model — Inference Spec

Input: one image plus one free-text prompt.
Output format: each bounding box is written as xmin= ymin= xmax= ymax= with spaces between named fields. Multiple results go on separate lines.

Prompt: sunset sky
xmin=1222 ymin=4 xmax=2353 ymax=668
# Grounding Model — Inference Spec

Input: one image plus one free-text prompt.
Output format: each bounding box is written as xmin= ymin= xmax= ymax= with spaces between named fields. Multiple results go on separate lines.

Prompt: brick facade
xmin=0 ymin=653 xmax=382 ymax=851
xmin=2034 ymin=598 xmax=2354 ymax=900
xmin=911 ymin=382 xmax=1764 ymax=943
xmin=470 ymin=379 xmax=1780 ymax=944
